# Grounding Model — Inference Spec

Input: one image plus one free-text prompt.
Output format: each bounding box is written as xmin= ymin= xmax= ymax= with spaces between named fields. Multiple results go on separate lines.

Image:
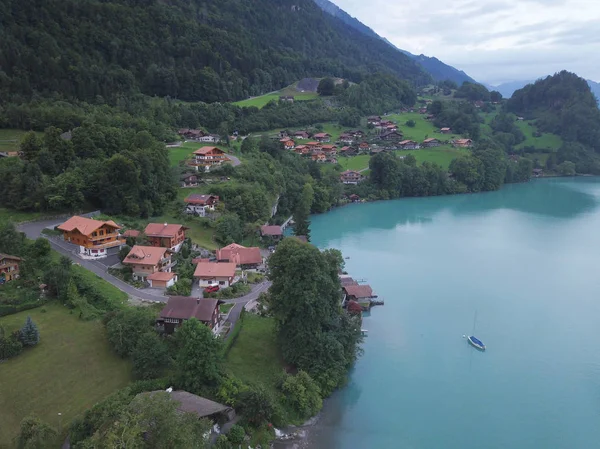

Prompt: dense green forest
xmin=0 ymin=0 xmax=429 ymax=105
xmin=507 ymin=71 xmax=600 ymax=173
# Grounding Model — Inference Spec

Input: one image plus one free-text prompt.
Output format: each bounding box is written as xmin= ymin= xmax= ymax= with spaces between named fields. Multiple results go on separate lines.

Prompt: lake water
xmin=307 ymin=178 xmax=600 ymax=449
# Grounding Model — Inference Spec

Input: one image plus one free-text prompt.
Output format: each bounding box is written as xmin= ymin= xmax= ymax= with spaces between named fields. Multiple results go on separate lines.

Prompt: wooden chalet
xmin=216 ymin=243 xmax=262 ymax=268
xmin=440 ymin=127 xmax=452 ymax=134
xmin=293 ymin=131 xmax=310 ymax=139
xmin=122 ymin=245 xmax=176 ymax=286
xmin=0 ymin=253 xmax=21 ymax=283
xmin=379 ymin=130 xmax=404 ymax=141
xmin=454 ymin=139 xmax=473 ymax=148
xmin=184 ymin=194 xmax=219 ymax=216
xmin=157 ymin=296 xmax=221 ymax=334
xmin=398 ymin=140 xmax=420 ymax=150
xmin=180 ymin=172 xmax=200 ymax=187
xmin=194 ymin=262 xmax=237 ymax=288
xmin=57 ymin=216 xmax=122 ymax=259
xmin=312 ymin=152 xmax=327 ymax=163
xmin=422 ymin=138 xmax=441 ymax=148
xmin=313 ymin=133 xmax=332 ymax=143
xmin=144 ymin=223 xmax=188 ymax=252
xmin=340 ymin=170 xmax=364 ymax=185
xmin=190 ymin=147 xmax=229 ymax=171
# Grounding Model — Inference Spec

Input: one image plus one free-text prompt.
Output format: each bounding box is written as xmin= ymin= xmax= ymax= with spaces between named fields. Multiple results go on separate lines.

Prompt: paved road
xmin=222 ymin=280 xmax=271 ymax=304
xmin=18 ymin=218 xmax=167 ymax=302
xmin=225 ymin=153 xmax=241 ymax=166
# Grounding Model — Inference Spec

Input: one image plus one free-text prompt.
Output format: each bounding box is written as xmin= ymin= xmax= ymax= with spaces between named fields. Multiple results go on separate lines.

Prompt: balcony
xmin=89 ymin=232 xmax=119 ymax=242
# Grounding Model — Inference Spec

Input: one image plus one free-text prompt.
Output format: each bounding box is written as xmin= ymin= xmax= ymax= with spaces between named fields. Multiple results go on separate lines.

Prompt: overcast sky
xmin=331 ymin=0 xmax=600 ymax=85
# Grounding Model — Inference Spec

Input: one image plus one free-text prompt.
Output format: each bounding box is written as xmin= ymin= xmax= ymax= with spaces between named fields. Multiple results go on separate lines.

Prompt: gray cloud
xmin=331 ymin=0 xmax=600 ymax=83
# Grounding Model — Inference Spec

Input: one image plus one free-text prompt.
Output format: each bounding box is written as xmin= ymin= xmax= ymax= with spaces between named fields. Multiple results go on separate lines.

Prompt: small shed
xmin=138 ymin=390 xmax=235 ymax=423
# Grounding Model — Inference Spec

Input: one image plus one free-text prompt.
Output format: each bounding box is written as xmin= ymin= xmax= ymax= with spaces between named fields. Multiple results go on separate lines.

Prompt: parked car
xmin=204 ymin=285 xmax=220 ymax=293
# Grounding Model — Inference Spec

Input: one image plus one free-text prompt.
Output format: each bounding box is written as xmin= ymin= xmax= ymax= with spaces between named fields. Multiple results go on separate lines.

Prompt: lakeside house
xmin=57 ymin=216 xmax=122 ymax=259
xmin=190 ymin=147 xmax=229 ymax=171
xmin=137 ymin=390 xmax=235 ymax=423
xmin=184 ymin=194 xmax=219 ymax=216
xmin=122 ymin=245 xmax=176 ymax=286
xmin=194 ymin=262 xmax=237 ymax=288
xmin=260 ymin=225 xmax=283 ymax=241
xmin=340 ymin=170 xmax=365 ymax=185
xmin=343 ymin=284 xmax=375 ymax=304
xmin=313 ymin=133 xmax=331 ymax=143
xmin=144 ymin=223 xmax=188 ymax=252
xmin=440 ymin=127 xmax=452 ymax=134
xmin=533 ymin=168 xmax=544 ymax=177
xmin=180 ymin=172 xmax=200 ymax=187
xmin=422 ymin=138 xmax=441 ymax=148
xmin=216 ymin=243 xmax=262 ymax=269
xmin=454 ymin=139 xmax=473 ymax=148
xmin=398 ymin=140 xmax=420 ymax=150
xmin=0 ymin=253 xmax=21 ymax=283
xmin=157 ymin=296 xmax=222 ymax=334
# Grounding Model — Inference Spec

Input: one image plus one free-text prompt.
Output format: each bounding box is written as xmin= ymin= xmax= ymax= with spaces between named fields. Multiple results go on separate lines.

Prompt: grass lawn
xmin=338 ymin=146 xmax=466 ymax=172
xmin=396 ymin=146 xmax=469 ymax=169
xmin=225 ymin=314 xmax=284 ymax=394
xmin=0 ymin=208 xmax=42 ymax=224
xmin=0 ymin=304 xmax=132 ymax=446
xmin=386 ymin=112 xmax=462 ymax=142
xmin=71 ymin=263 xmax=128 ymax=304
xmin=514 ymin=121 xmax=562 ymax=151
xmin=220 ymin=303 xmax=234 ymax=314
xmin=338 ymin=155 xmax=371 ymax=171
xmin=0 ymin=129 xmax=43 ymax=153
xmin=233 ymin=87 xmax=318 ymax=109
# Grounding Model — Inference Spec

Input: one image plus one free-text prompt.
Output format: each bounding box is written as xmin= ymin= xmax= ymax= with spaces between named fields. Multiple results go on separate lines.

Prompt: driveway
xmin=222 ymin=281 xmax=271 ymax=339
xmin=225 ymin=153 xmax=241 ymax=167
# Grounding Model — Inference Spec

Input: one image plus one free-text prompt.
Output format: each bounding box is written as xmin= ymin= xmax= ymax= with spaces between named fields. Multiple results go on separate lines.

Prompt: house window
xmin=99 ymin=230 xmax=104 ymax=236
xmin=92 ymin=250 xmax=98 ymax=254
xmin=219 ymin=281 xmax=225 ymax=285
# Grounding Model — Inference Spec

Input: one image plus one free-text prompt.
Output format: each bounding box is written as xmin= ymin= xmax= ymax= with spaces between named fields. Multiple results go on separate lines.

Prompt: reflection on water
xmin=313 ymin=178 xmax=600 ymax=243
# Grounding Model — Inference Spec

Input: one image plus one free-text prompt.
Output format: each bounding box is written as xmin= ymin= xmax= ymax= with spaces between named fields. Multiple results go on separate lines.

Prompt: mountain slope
xmin=0 ymin=0 xmax=430 ymax=104
xmin=313 ymin=0 xmax=476 ymax=85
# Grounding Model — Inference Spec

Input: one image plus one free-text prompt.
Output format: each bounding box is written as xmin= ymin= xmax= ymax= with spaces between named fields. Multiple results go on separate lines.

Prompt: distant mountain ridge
xmin=491 ymin=79 xmax=600 ymax=101
xmin=313 ymin=0 xmax=477 ymax=86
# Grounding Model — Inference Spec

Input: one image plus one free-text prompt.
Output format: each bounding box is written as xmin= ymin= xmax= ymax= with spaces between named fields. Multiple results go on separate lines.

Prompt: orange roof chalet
xmin=144 ymin=223 xmax=188 ymax=238
xmin=216 ymin=243 xmax=262 ymax=265
xmin=58 ymin=216 xmax=120 ymax=236
xmin=193 ymin=146 xmax=226 ymax=155
xmin=194 ymin=262 xmax=237 ymax=279
xmin=123 ymin=246 xmax=170 ymax=266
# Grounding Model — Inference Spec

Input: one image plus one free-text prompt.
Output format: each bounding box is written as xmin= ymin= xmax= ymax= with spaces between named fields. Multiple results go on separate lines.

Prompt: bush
xmin=238 ymin=385 xmax=275 ymax=426
xmin=217 ymin=375 xmax=248 ymax=407
xmin=105 ymin=308 xmax=156 ymax=357
xmin=227 ymin=424 xmax=246 ymax=444
xmin=280 ymin=371 xmax=323 ymax=418
xmin=405 ymin=119 xmax=416 ymax=127
xmin=0 ymin=331 xmax=23 ymax=360
xmin=214 ymin=435 xmax=232 ymax=449
xmin=131 ymin=332 xmax=171 ymax=380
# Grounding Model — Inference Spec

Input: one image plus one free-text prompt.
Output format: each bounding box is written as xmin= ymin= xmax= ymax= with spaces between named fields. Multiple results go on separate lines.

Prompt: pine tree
xmin=19 ymin=316 xmax=40 ymax=347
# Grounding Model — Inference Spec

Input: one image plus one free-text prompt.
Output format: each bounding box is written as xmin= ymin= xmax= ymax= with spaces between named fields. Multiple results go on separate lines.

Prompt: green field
xmin=338 ymin=147 xmax=466 ymax=172
xmin=396 ymin=147 xmax=468 ymax=169
xmin=0 ymin=304 xmax=132 ymax=446
xmin=168 ymin=142 xmax=233 ymax=168
xmin=514 ymin=121 xmax=562 ymax=150
xmin=225 ymin=314 xmax=283 ymax=396
xmin=233 ymin=84 xmax=319 ymax=109
xmin=0 ymin=129 xmax=43 ymax=153
xmin=338 ymin=155 xmax=371 ymax=171
xmin=386 ymin=112 xmax=461 ymax=142
xmin=0 ymin=208 xmax=42 ymax=224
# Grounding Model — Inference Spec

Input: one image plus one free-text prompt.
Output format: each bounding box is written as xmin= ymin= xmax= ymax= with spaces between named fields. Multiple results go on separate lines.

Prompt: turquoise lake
xmin=307 ymin=178 xmax=600 ymax=449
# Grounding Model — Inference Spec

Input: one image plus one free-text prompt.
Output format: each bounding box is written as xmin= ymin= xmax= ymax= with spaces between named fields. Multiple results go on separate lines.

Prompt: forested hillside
xmin=0 ymin=0 xmax=429 ymax=104
xmin=313 ymin=0 xmax=476 ymax=85
xmin=507 ymin=71 xmax=600 ymax=173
